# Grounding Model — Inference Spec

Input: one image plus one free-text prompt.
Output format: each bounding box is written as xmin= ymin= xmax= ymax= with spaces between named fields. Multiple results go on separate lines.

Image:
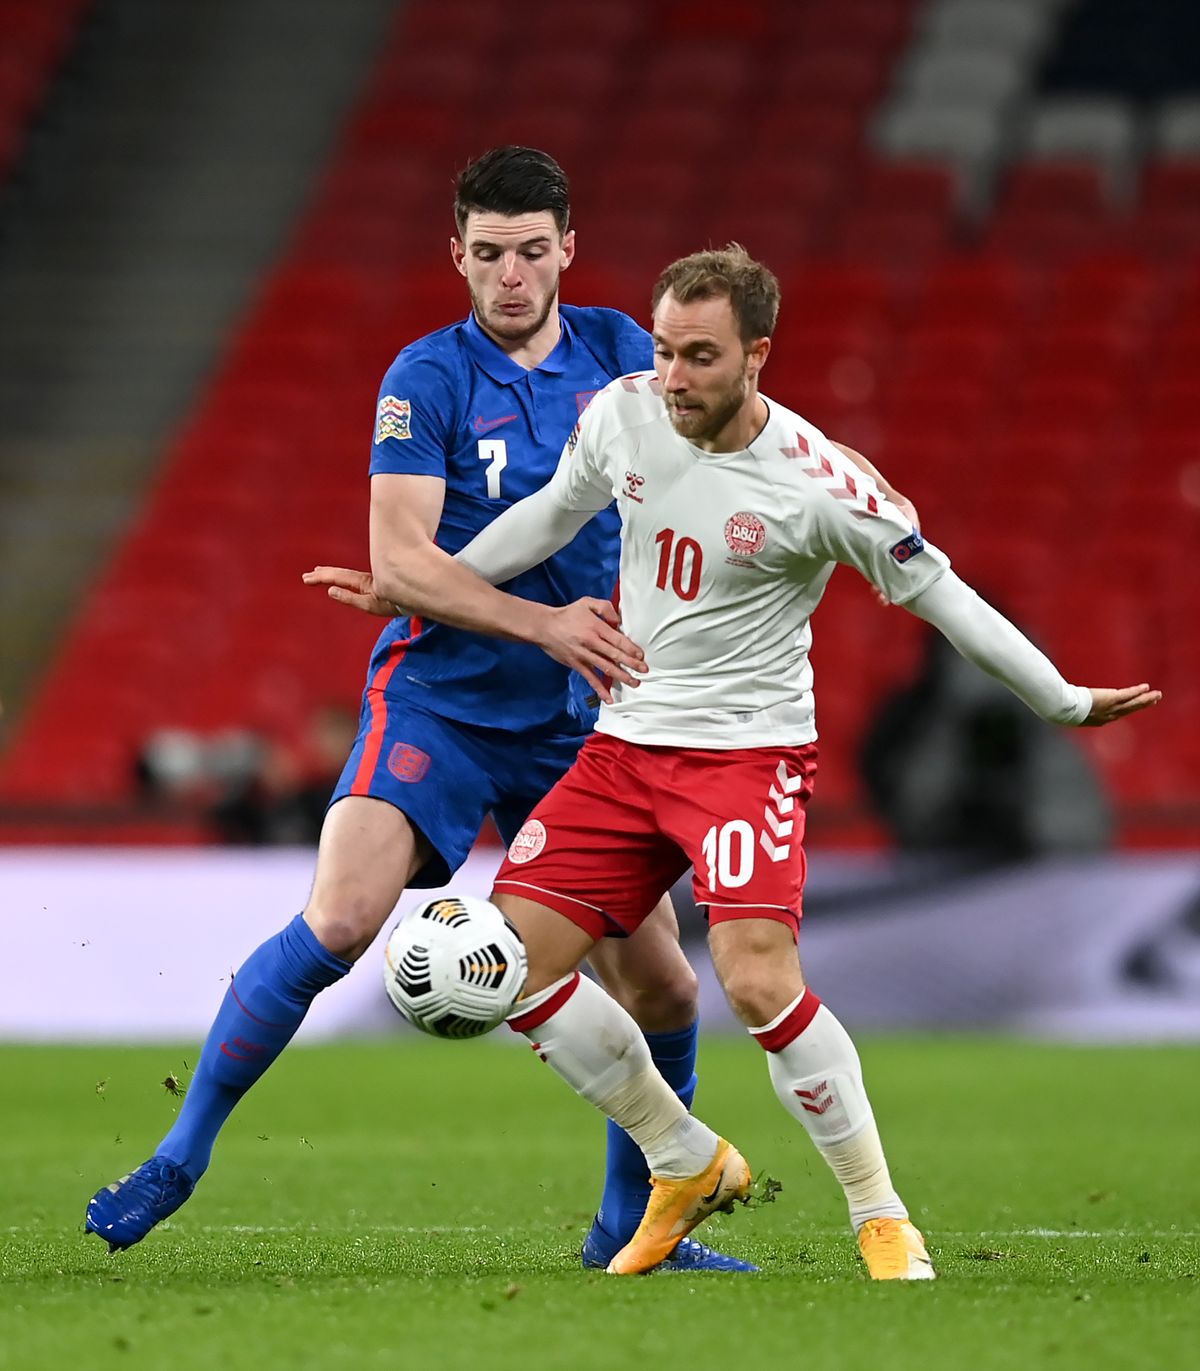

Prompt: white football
xmin=383 ymin=895 xmax=528 ymax=1039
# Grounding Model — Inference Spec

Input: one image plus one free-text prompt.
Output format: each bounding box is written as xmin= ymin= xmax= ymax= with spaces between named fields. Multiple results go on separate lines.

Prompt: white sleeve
xmin=454 ymin=395 xmax=615 ymax=585
xmin=906 ymin=570 xmax=1093 ymax=725
xmin=805 ymin=438 xmax=950 ymax=604
xmin=454 ymin=485 xmax=597 ymax=585
xmin=543 ymin=389 xmax=618 ymax=513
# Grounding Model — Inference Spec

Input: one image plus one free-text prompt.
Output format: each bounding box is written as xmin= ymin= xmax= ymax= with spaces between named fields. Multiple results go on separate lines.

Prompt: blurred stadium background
xmin=2 ymin=0 xmax=1199 ymax=1044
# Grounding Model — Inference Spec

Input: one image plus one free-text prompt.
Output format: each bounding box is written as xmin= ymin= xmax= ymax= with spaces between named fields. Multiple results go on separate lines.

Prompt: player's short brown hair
xmin=454 ymin=146 xmax=570 ymax=236
xmin=651 ymin=244 xmax=780 ymax=342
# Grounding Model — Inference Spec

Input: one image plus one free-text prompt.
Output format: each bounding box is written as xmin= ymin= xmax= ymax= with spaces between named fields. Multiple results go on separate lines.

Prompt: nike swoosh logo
xmin=473 ymin=413 xmax=517 ymax=434
xmin=700 ymin=1177 xmax=724 ymax=1206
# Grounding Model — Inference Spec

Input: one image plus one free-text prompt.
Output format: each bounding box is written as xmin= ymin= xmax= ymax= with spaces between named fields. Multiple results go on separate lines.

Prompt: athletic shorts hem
xmin=492 ymin=879 xmax=627 ymax=940
xmin=705 ymin=902 xmax=800 ymax=940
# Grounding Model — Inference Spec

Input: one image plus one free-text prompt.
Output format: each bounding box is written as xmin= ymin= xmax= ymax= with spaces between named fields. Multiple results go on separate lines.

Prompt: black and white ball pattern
xmin=384 ymin=896 xmax=528 ymax=1038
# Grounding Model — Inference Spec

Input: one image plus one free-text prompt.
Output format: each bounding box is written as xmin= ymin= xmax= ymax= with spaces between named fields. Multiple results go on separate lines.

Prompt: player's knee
xmin=304 ymin=892 xmax=389 ymax=962
xmin=719 ymin=960 xmax=788 ymax=1029
xmin=622 ymin=959 xmax=699 ymax=1032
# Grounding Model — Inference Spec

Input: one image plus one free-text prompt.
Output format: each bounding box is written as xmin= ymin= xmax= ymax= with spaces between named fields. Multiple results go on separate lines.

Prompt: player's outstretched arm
xmin=363 ymin=473 xmax=643 ymax=704
xmin=303 ymin=487 xmax=642 ymax=701
xmin=303 ymin=558 xmax=641 ymax=704
xmin=905 ymin=571 xmax=1161 ymax=726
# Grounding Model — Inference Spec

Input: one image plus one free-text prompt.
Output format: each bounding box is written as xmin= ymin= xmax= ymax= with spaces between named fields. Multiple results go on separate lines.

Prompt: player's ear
xmin=560 ymin=228 xmax=576 ymax=270
xmin=747 ymin=336 xmax=771 ymax=377
xmin=450 ymin=236 xmax=468 ymax=277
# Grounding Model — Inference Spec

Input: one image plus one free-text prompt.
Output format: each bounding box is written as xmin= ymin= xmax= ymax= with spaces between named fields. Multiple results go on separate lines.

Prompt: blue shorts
xmin=329 ymin=692 xmax=589 ymax=888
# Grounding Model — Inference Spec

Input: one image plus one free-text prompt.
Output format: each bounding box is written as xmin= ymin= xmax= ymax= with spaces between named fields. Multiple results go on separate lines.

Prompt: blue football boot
xmin=85 ymin=1156 xmax=195 ymax=1252
xmin=581 ymin=1215 xmax=758 ymax=1273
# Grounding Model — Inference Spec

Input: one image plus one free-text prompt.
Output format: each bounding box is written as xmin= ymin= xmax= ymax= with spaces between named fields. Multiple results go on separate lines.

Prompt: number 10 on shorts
xmin=702 ymin=819 xmax=755 ymax=890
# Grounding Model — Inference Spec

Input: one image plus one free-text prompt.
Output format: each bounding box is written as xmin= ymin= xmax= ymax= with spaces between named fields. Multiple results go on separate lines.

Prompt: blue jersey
xmin=365 ymin=304 xmax=652 ymax=735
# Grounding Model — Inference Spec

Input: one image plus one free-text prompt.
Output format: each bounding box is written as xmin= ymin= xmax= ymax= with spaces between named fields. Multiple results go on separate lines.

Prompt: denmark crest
xmin=507 ymin=818 xmax=547 ymax=864
xmin=725 ymin=512 xmax=766 ymax=556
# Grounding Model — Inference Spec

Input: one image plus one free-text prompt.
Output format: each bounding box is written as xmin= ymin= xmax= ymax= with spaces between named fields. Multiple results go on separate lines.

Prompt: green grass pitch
xmin=2 ymin=1037 xmax=1197 ymax=1371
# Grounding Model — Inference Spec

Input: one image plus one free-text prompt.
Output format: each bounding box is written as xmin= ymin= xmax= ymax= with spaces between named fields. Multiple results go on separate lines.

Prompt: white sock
xmin=509 ymin=972 xmax=719 ymax=1179
xmin=751 ymin=990 xmax=907 ymax=1230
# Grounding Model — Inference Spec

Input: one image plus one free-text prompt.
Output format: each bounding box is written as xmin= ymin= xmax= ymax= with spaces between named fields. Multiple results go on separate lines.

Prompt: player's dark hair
xmin=651 ymin=244 xmax=780 ymax=342
xmin=454 ymin=146 xmax=571 ymax=236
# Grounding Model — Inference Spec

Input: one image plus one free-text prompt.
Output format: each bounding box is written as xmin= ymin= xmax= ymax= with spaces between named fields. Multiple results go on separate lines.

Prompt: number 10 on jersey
xmin=654 ymin=528 xmax=703 ymax=601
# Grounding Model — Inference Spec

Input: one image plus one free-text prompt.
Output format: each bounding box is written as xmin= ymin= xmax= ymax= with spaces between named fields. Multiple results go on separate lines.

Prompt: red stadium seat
xmin=779 ymin=0 xmax=913 ymax=53
xmin=574 ymin=159 xmax=704 ymax=223
xmin=752 ymin=104 xmax=862 ymax=162
xmin=486 ymin=104 xmax=597 ymax=166
xmin=772 ymin=48 xmax=888 ymax=110
xmin=642 ymin=44 xmax=758 ymax=103
xmin=530 ymin=0 xmax=645 ymax=47
xmin=658 ymin=0 xmax=771 ymax=41
xmin=398 ymin=0 xmax=509 ymax=49
xmin=988 ymin=163 xmax=1124 ymax=262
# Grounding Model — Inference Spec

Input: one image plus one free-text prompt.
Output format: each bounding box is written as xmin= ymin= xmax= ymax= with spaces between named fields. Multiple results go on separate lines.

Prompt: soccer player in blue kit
xmin=85 ymin=146 xmax=751 ymax=1272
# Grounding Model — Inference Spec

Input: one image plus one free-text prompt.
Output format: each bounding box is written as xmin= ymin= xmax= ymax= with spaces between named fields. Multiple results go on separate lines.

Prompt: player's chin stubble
xmin=668 ymin=372 xmax=748 ymax=443
xmin=471 ymin=281 xmax=558 ymax=345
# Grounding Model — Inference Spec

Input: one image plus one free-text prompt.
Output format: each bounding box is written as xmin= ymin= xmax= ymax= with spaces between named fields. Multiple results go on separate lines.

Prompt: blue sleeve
xmin=562 ymin=304 xmax=654 ymax=379
xmin=368 ymin=348 xmax=458 ymax=478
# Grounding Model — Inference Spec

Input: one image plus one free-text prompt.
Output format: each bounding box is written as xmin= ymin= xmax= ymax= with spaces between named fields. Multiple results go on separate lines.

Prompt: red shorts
xmin=494 ymin=732 xmax=817 ymax=941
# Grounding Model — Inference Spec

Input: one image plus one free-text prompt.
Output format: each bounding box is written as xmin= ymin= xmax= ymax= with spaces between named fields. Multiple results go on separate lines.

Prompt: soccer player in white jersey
xmin=323 ymin=247 xmax=1159 ymax=1279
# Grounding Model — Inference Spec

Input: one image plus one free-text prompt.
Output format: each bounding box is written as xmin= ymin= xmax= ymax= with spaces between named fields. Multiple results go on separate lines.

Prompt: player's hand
xmin=1079 ymin=684 xmax=1162 ymax=726
xmin=302 ymin=566 xmax=399 ymax=617
xmin=535 ymin=598 xmax=647 ymax=705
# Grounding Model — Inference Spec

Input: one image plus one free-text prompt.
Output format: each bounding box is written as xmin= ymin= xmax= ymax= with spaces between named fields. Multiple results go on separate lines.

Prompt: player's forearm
xmin=372 ymin=541 xmax=551 ymax=646
xmin=455 ymin=484 xmax=598 ymax=583
xmin=906 ymin=571 xmax=1092 ymax=725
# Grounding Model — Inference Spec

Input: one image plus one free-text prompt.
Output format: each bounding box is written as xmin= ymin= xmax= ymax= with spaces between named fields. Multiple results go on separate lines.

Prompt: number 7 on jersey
xmin=477 ymin=439 xmax=507 ymax=499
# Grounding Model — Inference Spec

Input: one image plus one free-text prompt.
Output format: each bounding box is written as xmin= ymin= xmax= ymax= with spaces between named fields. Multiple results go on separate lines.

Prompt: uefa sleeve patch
xmin=375 ymin=395 xmax=412 ymax=443
xmin=889 ymin=532 xmax=926 ymax=564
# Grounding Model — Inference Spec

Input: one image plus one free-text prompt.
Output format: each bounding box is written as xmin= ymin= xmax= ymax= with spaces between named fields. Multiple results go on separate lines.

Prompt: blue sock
xmin=157 ymin=914 xmax=349 ymax=1180
xmin=595 ymin=1020 xmax=699 ymax=1243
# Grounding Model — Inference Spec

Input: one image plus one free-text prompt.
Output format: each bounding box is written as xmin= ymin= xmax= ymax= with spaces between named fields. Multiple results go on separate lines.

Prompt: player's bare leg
xmin=588 ymin=895 xmax=698 ymax=1032
xmin=709 ymin=918 xmax=935 ymax=1281
xmin=581 ymin=897 xmax=753 ymax=1268
xmin=496 ymin=892 xmax=751 ymax=1274
xmin=304 ymin=796 xmax=433 ymax=959
xmin=86 ymin=798 xmax=430 ymax=1252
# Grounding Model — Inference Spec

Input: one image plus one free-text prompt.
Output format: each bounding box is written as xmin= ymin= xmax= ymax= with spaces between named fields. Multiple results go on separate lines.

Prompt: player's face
xmin=652 ymin=292 xmax=767 ymax=445
xmin=451 ymin=211 xmax=575 ymax=346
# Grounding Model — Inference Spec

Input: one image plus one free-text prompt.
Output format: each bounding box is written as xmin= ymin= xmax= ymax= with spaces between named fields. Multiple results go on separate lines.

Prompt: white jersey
xmin=546 ymin=372 xmax=951 ymax=748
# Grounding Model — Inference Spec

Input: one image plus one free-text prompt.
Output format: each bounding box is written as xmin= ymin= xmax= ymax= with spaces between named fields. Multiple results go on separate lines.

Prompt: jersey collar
xmin=682 ymin=399 xmax=776 ymax=461
xmin=462 ymin=310 xmax=574 ymax=383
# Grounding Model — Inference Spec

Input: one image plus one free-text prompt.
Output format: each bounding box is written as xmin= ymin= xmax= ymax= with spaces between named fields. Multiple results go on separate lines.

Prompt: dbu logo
xmin=388 ymin=743 xmax=431 ymax=783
